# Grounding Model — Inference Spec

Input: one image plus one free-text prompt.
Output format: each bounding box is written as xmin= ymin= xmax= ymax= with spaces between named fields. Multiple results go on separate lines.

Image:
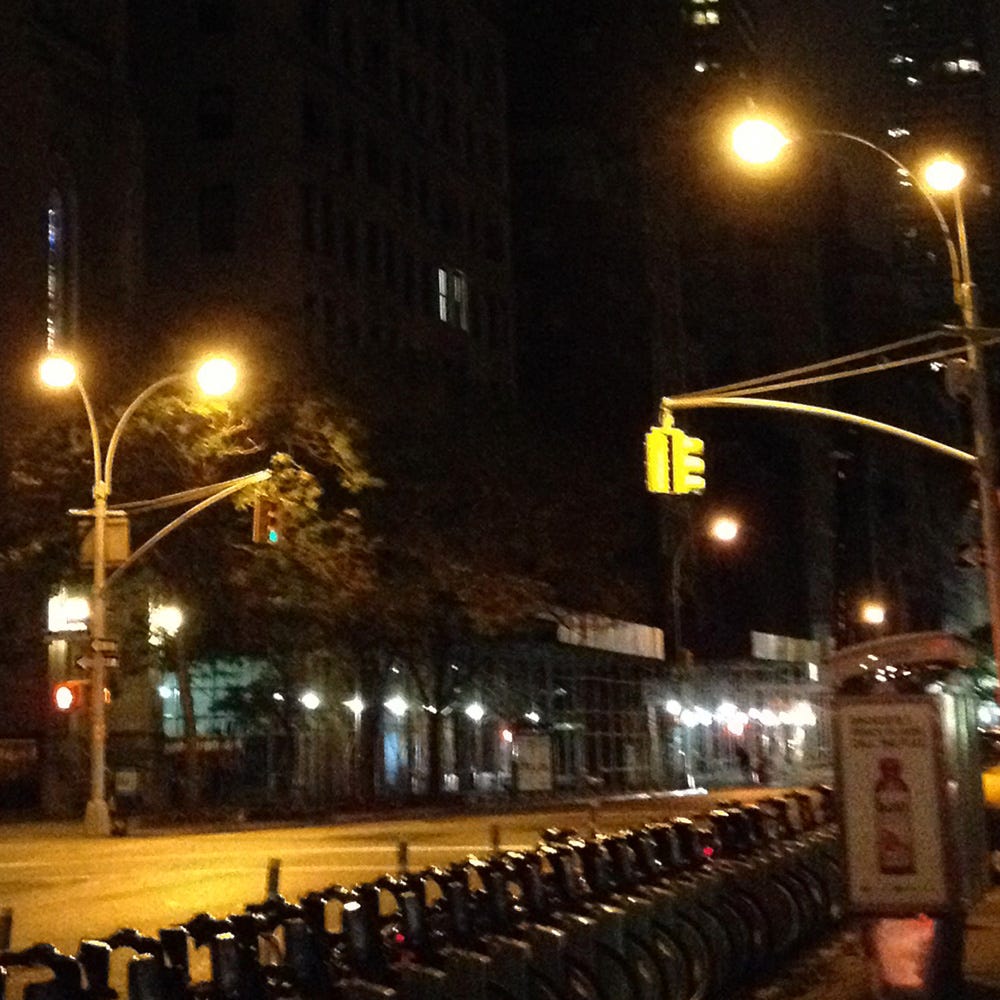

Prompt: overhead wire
xmin=706 ymin=343 xmax=979 ymax=398
xmin=675 ymin=328 xmax=963 ymax=399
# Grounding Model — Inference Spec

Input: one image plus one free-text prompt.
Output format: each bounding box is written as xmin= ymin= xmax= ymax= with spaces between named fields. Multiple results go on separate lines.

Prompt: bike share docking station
xmin=830 ymin=632 xmax=989 ymax=999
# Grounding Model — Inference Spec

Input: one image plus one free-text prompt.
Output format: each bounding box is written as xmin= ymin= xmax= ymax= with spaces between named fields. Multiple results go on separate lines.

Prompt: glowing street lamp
xmin=343 ymin=695 xmax=365 ymax=716
xmin=299 ymin=690 xmax=321 ymax=711
xmin=924 ymin=157 xmax=966 ymax=194
xmin=149 ymin=603 xmax=184 ymax=646
xmin=708 ymin=515 xmax=739 ymax=543
xmin=859 ymin=600 xmax=887 ymax=627
xmin=731 ymin=118 xmax=790 ymax=165
xmin=39 ymin=353 xmax=76 ymax=389
xmin=385 ymin=695 xmax=408 ymax=718
xmin=196 ymin=357 xmax=238 ymax=397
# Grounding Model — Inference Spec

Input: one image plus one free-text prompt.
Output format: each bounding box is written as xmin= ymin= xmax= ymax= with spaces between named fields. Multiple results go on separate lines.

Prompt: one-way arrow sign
xmin=76 ymin=652 xmax=120 ymax=671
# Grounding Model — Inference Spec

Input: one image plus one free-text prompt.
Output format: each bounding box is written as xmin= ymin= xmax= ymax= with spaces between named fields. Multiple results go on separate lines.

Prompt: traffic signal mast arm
xmin=101 ymin=468 xmax=272 ymax=592
xmin=658 ymin=395 xmax=975 ymax=466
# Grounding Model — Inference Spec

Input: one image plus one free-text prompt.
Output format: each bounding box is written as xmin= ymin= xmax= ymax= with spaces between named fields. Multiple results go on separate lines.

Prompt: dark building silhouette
xmin=0 ymin=0 xmax=142 ymax=749
xmin=875 ymin=0 xmax=1000 ymax=322
xmin=129 ymin=0 xmax=514 ymax=389
xmin=507 ymin=1 xmax=846 ymax=654
xmin=0 ymin=1 xmax=142 ymax=390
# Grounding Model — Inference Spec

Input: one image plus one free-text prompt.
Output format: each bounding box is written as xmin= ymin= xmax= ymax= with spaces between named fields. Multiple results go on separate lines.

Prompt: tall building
xmin=750 ymin=0 xmax=1000 ymax=643
xmin=507 ymin=1 xmax=840 ymax=651
xmin=130 ymin=0 xmax=514 ymax=390
xmin=877 ymin=0 xmax=1000 ymax=322
xmin=0 ymin=0 xmax=142 ymax=390
xmin=0 ymin=0 xmax=142 ymax=752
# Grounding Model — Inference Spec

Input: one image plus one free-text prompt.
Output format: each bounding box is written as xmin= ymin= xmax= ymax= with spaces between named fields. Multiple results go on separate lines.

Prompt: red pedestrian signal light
xmin=53 ymin=679 xmax=88 ymax=713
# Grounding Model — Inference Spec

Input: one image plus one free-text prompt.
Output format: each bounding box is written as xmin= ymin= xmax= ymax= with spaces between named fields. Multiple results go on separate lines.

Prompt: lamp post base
xmin=84 ymin=798 xmax=112 ymax=837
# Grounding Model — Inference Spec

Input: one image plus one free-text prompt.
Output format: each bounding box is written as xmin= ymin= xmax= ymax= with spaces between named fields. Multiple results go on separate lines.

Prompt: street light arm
xmin=103 ymin=470 xmax=271 ymax=591
xmin=662 ymin=394 xmax=976 ymax=465
xmin=74 ymin=380 xmax=104 ymax=495
xmin=814 ymin=129 xmax=963 ymax=306
xmin=104 ymin=373 xmax=185 ymax=494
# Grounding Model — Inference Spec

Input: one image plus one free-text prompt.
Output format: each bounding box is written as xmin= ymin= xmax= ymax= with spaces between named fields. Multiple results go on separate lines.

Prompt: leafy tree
xmin=335 ymin=363 xmax=650 ymax=799
xmin=0 ymin=377 xmax=377 ymax=806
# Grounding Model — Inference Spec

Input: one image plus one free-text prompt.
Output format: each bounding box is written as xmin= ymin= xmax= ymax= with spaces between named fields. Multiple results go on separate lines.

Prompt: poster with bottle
xmin=834 ymin=697 xmax=952 ymax=914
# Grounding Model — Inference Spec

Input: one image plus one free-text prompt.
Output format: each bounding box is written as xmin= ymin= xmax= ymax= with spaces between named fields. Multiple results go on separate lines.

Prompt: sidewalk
xmin=760 ymin=888 xmax=1000 ymax=1000
xmin=964 ymin=887 xmax=1000 ymax=998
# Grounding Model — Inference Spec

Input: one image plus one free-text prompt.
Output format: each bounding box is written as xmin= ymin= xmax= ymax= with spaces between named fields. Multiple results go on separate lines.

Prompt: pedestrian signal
xmin=53 ymin=679 xmax=88 ymax=713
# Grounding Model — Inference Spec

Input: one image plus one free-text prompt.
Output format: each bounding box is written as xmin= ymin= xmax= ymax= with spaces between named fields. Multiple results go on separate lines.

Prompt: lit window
xmin=692 ymin=11 xmax=706 ymax=24
xmin=705 ymin=9 xmax=719 ymax=22
xmin=890 ymin=53 xmax=905 ymax=65
xmin=437 ymin=267 xmax=468 ymax=330
xmin=694 ymin=60 xmax=707 ymax=73
xmin=887 ymin=127 xmax=910 ymax=138
xmin=48 ymin=588 xmax=89 ymax=632
xmin=906 ymin=75 xmax=921 ymax=86
xmin=958 ymin=58 xmax=981 ymax=73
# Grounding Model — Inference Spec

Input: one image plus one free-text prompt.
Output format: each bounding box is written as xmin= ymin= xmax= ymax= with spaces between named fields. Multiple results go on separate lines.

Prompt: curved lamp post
xmin=732 ymin=118 xmax=1000 ymax=681
xmin=40 ymin=354 xmax=238 ymax=836
xmin=672 ymin=513 xmax=741 ymax=664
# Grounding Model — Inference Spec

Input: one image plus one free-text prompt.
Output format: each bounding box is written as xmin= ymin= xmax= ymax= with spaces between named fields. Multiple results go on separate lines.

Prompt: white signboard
xmin=835 ymin=698 xmax=951 ymax=914
xmin=514 ymin=734 xmax=553 ymax=792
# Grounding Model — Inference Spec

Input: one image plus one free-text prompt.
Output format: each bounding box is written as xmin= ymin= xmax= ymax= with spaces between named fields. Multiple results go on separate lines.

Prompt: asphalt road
xmin=0 ymin=788 xmax=762 ymax=957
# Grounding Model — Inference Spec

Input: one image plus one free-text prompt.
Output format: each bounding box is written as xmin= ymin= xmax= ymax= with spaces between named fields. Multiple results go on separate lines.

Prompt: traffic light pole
xmin=952 ymin=179 xmax=1000 ymax=701
xmin=671 ymin=533 xmax=692 ymax=665
xmin=83 ymin=481 xmax=111 ymax=836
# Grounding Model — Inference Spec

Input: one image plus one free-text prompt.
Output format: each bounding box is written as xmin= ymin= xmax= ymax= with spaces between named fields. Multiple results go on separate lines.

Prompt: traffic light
xmin=53 ymin=679 xmax=89 ymax=713
xmin=645 ymin=424 xmax=706 ymax=495
xmin=670 ymin=429 xmax=706 ymax=494
xmin=252 ymin=498 xmax=282 ymax=544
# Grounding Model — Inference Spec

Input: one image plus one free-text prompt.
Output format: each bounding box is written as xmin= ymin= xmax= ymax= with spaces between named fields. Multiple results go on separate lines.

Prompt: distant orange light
xmin=709 ymin=515 xmax=739 ymax=543
xmin=860 ymin=601 xmax=887 ymax=626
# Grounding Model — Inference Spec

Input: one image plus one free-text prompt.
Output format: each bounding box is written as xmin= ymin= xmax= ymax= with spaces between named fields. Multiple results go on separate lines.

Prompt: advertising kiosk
xmin=829 ymin=632 xmax=988 ymax=998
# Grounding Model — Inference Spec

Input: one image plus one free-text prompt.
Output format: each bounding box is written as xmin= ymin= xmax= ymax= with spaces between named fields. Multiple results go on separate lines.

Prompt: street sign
xmin=75 ymin=652 xmax=120 ymax=671
xmin=90 ymin=638 xmax=118 ymax=654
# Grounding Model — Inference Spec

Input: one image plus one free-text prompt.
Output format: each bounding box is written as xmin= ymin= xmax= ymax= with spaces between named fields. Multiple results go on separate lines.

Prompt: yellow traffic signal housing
xmin=645 ymin=426 xmax=672 ymax=493
xmin=645 ymin=424 xmax=706 ymax=494
xmin=671 ymin=430 xmax=706 ymax=494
